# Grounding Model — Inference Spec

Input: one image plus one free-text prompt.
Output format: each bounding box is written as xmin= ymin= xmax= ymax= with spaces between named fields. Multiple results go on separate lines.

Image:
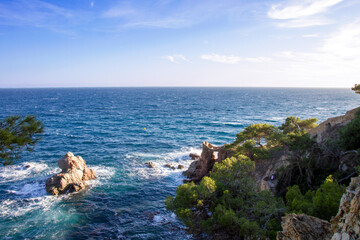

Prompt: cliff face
xmin=309 ymin=107 xmax=360 ymax=144
xmin=183 ymin=141 xmax=232 ymax=182
xmin=277 ymin=176 xmax=360 ymax=240
xmin=331 ymin=176 xmax=360 ymax=240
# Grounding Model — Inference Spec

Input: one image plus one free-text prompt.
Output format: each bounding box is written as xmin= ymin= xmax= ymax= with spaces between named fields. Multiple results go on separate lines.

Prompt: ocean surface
xmin=0 ymin=87 xmax=358 ymax=239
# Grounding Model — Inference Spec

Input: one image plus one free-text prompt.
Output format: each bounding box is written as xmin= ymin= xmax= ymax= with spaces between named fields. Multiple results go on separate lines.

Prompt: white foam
xmin=84 ymin=165 xmax=116 ymax=189
xmin=126 ymin=147 xmax=201 ymax=183
xmin=0 ymin=196 xmax=60 ymax=218
xmin=0 ymin=162 xmax=57 ymax=184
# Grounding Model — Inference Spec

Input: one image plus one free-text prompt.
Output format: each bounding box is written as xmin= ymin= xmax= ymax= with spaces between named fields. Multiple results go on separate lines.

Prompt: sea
xmin=0 ymin=87 xmax=358 ymax=239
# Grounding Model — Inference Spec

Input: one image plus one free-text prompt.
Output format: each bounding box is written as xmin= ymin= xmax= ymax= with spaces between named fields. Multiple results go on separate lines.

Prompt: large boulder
xmin=277 ymin=213 xmax=332 ymax=240
xmin=331 ymin=176 xmax=360 ymax=240
xmin=46 ymin=152 xmax=96 ymax=195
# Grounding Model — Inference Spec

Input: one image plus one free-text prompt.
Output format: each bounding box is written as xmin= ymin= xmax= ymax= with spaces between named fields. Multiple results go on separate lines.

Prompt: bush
xmin=285 ymin=176 xmax=345 ymax=221
xmin=166 ymin=156 xmax=285 ymax=239
xmin=339 ymin=110 xmax=360 ymax=151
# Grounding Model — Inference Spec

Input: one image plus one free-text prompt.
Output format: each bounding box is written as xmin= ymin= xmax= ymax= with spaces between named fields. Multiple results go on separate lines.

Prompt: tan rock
xmin=46 ymin=152 xmax=96 ymax=195
xmin=277 ymin=213 xmax=332 ymax=240
xmin=331 ymin=176 xmax=360 ymax=240
xmin=309 ymin=107 xmax=360 ymax=144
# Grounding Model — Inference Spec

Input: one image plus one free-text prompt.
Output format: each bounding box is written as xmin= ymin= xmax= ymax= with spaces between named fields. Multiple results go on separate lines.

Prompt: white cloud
xmin=302 ymin=33 xmax=319 ymax=38
xmin=277 ymin=17 xmax=331 ymax=28
xmin=164 ymin=54 xmax=190 ymax=63
xmin=0 ymin=0 xmax=76 ymax=34
xmin=272 ymin=19 xmax=360 ymax=84
xmin=201 ymin=54 xmax=270 ymax=64
xmin=268 ymin=0 xmax=343 ymax=20
xmin=268 ymin=0 xmax=343 ymax=28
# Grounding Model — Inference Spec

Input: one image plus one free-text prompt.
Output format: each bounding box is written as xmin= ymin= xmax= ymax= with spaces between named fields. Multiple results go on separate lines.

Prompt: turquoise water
xmin=0 ymin=87 xmax=358 ymax=239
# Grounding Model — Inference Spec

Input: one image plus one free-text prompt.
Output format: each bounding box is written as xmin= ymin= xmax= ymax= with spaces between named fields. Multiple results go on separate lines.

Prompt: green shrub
xmin=285 ymin=176 xmax=345 ymax=221
xmin=166 ymin=156 xmax=285 ymax=239
xmin=339 ymin=110 xmax=360 ymax=151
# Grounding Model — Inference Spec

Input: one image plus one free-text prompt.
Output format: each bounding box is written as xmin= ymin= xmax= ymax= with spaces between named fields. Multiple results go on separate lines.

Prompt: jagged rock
xmin=331 ymin=176 xmax=360 ymax=240
xmin=178 ymin=164 xmax=185 ymax=170
xmin=145 ymin=162 xmax=156 ymax=168
xmin=277 ymin=213 xmax=332 ymax=240
xmin=46 ymin=152 xmax=96 ymax=195
xmin=189 ymin=153 xmax=200 ymax=160
xmin=309 ymin=107 xmax=360 ymax=144
xmin=183 ymin=142 xmax=221 ymax=182
xmin=164 ymin=163 xmax=176 ymax=170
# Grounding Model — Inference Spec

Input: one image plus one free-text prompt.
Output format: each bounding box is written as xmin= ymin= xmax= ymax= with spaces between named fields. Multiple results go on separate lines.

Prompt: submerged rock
xmin=45 ymin=152 xmax=96 ymax=195
xmin=145 ymin=162 xmax=156 ymax=168
xmin=164 ymin=163 xmax=176 ymax=170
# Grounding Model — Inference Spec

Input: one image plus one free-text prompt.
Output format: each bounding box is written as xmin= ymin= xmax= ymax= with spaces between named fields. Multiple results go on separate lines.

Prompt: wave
xmin=125 ymin=147 xmax=201 ymax=183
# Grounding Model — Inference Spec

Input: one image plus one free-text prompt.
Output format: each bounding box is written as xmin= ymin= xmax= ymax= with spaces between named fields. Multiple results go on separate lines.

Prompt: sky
xmin=0 ymin=0 xmax=360 ymax=88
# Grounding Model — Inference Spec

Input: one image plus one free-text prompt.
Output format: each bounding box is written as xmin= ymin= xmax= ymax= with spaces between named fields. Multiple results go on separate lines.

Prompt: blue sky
xmin=0 ymin=0 xmax=360 ymax=88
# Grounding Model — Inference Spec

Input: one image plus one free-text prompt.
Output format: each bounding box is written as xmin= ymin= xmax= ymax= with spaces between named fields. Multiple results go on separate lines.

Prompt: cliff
xmin=277 ymin=176 xmax=360 ymax=240
xmin=309 ymin=107 xmax=360 ymax=144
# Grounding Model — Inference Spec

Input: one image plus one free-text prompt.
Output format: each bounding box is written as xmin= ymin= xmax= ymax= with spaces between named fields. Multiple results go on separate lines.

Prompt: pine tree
xmin=0 ymin=115 xmax=44 ymax=165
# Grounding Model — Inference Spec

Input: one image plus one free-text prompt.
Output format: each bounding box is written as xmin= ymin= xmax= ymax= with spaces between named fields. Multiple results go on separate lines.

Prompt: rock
xmin=189 ymin=153 xmax=200 ymax=160
xmin=183 ymin=142 xmax=229 ymax=183
xmin=25 ymin=164 xmax=31 ymax=169
xmin=330 ymin=176 xmax=360 ymax=240
xmin=177 ymin=164 xmax=185 ymax=170
xmin=277 ymin=213 xmax=332 ymax=240
xmin=164 ymin=163 xmax=176 ymax=170
xmin=254 ymin=150 xmax=289 ymax=193
xmin=145 ymin=162 xmax=156 ymax=168
xmin=183 ymin=159 xmax=200 ymax=179
xmin=309 ymin=107 xmax=360 ymax=144
xmin=46 ymin=152 xmax=96 ymax=195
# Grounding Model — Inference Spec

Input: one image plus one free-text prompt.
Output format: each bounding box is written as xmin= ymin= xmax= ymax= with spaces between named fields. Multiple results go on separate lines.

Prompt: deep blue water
xmin=0 ymin=87 xmax=358 ymax=239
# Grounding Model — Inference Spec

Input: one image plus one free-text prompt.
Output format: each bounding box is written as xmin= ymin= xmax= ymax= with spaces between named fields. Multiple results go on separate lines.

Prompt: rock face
xmin=277 ymin=213 xmax=332 ymax=240
xmin=331 ymin=176 xmax=360 ymax=240
xmin=254 ymin=150 xmax=288 ymax=192
xmin=46 ymin=152 xmax=96 ymax=195
xmin=309 ymin=107 xmax=360 ymax=144
xmin=183 ymin=141 xmax=230 ymax=182
xmin=277 ymin=176 xmax=360 ymax=240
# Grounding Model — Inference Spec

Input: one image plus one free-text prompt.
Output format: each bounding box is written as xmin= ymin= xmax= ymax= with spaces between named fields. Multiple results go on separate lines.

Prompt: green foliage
xmin=285 ymin=176 xmax=345 ymax=221
xmin=0 ymin=115 xmax=44 ymax=165
xmin=234 ymin=123 xmax=276 ymax=148
xmin=279 ymin=116 xmax=318 ymax=135
xmin=339 ymin=110 xmax=360 ymax=151
xmin=166 ymin=156 xmax=285 ymax=239
xmin=352 ymin=84 xmax=360 ymax=94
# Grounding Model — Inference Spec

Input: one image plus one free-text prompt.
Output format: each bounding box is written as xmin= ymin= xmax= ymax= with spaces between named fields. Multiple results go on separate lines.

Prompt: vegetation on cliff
xmin=167 ymin=106 xmax=360 ymax=239
xmin=0 ymin=115 xmax=44 ymax=165
xmin=166 ymin=155 xmax=285 ymax=239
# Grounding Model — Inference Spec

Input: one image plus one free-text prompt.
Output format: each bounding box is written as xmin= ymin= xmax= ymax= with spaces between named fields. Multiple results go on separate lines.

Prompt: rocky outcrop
xmin=277 ymin=176 xmax=360 ymax=240
xmin=46 ymin=152 xmax=96 ymax=195
xmin=309 ymin=107 xmax=360 ymax=144
xmin=277 ymin=213 xmax=332 ymax=240
xmin=331 ymin=176 xmax=360 ymax=240
xmin=183 ymin=141 xmax=226 ymax=182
